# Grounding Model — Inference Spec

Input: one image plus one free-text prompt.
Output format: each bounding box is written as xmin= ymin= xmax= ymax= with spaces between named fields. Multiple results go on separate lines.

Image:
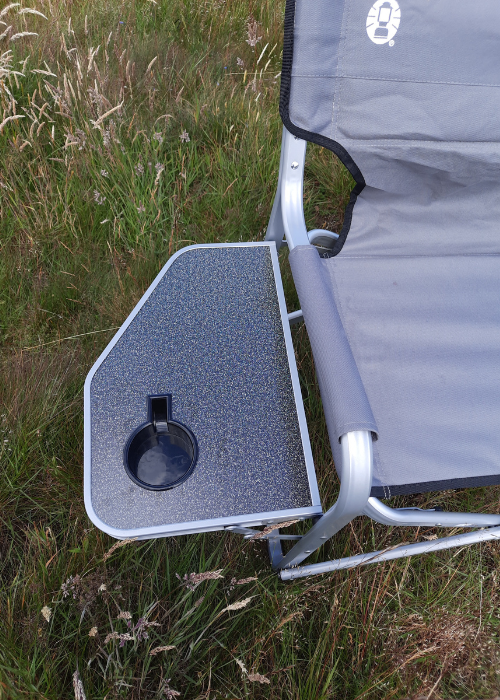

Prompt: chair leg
xmin=274 ymin=431 xmax=373 ymax=570
xmin=364 ymin=497 xmax=500 ymax=528
xmin=271 ymin=428 xmax=500 ymax=579
xmin=275 ymin=436 xmax=500 ymax=580
xmin=268 ymin=534 xmax=284 ymax=568
xmin=279 ymin=524 xmax=500 ymax=580
xmin=265 ymin=129 xmax=287 ymax=249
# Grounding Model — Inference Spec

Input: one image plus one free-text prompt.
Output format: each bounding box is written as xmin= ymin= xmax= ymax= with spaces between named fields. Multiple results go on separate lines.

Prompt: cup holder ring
xmin=124 ymin=395 xmax=198 ymax=491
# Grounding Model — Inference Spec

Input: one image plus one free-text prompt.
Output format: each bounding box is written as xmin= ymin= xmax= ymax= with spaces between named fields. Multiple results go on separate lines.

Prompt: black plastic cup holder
xmin=124 ymin=395 xmax=198 ymax=490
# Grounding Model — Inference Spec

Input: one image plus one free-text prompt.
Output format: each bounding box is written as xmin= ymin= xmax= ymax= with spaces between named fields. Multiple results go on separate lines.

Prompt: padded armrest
xmin=289 ymin=245 xmax=378 ymax=444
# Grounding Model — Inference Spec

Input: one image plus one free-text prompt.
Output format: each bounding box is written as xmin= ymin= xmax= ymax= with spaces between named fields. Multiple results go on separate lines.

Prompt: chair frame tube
xmin=280 ymin=524 xmax=500 ymax=580
xmin=265 ymin=126 xmax=500 ymax=580
xmin=266 ymin=127 xmax=338 ymax=251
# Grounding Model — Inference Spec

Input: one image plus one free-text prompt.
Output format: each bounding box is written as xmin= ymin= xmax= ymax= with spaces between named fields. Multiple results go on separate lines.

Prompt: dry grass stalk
xmin=384 ymin=609 xmax=498 ymax=691
xmin=176 ymin=569 xmax=224 ymax=591
xmin=251 ymin=519 xmax=299 ymax=539
xmin=246 ymin=17 xmax=262 ymax=48
xmin=159 ymin=680 xmax=181 ymax=698
xmin=144 ymin=55 xmax=158 ymax=75
xmin=0 ymin=112 xmax=23 ymax=131
xmin=150 ymin=645 xmax=176 ymax=656
xmin=104 ymin=631 xmax=133 ymax=644
xmin=222 ymin=597 xmax=254 ymax=612
xmin=235 ymin=658 xmax=270 ymax=684
xmin=235 ymin=658 xmax=248 ymax=675
xmin=117 ymin=611 xmax=132 ymax=620
xmin=0 ymin=4 xmax=20 ymax=20
xmin=18 ymin=8 xmax=47 ymax=19
xmin=72 ymin=670 xmax=87 ymax=700
xmin=103 ymin=537 xmax=137 ymax=561
xmin=10 ymin=32 xmax=39 ymax=41
xmin=234 ymin=576 xmax=258 ymax=585
xmin=274 ymin=610 xmax=303 ymax=632
xmin=247 ymin=672 xmax=270 ymax=684
xmin=0 ymin=26 xmax=12 ymax=41
xmin=91 ymin=100 xmax=123 ymax=127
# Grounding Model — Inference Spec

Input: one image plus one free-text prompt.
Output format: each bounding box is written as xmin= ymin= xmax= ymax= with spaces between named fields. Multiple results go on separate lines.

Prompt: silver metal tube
xmin=265 ymin=129 xmax=287 ymax=249
xmin=273 ymin=431 xmax=373 ymax=569
xmin=280 ymin=129 xmax=310 ymax=249
xmin=288 ymin=309 xmax=303 ymax=324
xmin=268 ymin=536 xmax=284 ymax=568
xmin=307 ymin=229 xmax=339 ymax=245
xmin=364 ymin=497 xmax=500 ymax=528
xmin=266 ymin=127 xmax=343 ymax=251
xmin=280 ymin=525 xmax=500 ymax=580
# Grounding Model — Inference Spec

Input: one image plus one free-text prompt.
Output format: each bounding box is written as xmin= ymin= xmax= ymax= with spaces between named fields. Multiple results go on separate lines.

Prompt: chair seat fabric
xmin=290 ymin=246 xmax=500 ymax=497
xmin=283 ymin=0 xmax=500 ymax=496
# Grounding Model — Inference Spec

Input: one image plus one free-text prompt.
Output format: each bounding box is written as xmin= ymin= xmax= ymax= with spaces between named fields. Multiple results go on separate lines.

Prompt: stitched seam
xmin=331 ymin=0 xmax=349 ymax=142
xmin=341 ymin=140 xmax=500 ymax=146
xmin=340 ymin=75 xmax=500 ymax=88
xmin=335 ymin=253 xmax=500 ymax=259
xmin=372 ymin=473 xmax=500 ymax=496
xmin=340 ymin=421 xmax=378 ymax=429
xmin=291 ymin=74 xmax=500 ymax=88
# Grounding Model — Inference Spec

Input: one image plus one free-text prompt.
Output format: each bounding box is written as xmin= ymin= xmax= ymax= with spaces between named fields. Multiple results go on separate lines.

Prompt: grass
xmin=1 ymin=0 xmax=500 ymax=698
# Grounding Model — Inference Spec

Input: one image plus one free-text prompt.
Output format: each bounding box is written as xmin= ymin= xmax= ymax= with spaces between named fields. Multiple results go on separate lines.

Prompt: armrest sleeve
xmin=289 ymin=245 xmax=378 ymax=443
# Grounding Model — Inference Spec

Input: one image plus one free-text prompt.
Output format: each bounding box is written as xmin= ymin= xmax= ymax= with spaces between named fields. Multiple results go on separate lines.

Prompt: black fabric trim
xmin=279 ymin=0 xmax=365 ymax=257
xmin=371 ymin=473 xmax=500 ymax=499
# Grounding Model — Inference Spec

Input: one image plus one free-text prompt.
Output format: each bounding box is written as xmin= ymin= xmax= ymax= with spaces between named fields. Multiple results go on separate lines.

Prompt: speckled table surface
xmin=88 ymin=244 xmax=316 ymax=531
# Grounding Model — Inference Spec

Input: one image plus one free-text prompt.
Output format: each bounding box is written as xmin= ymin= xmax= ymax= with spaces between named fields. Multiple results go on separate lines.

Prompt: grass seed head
xmin=175 ymin=569 xmax=224 ymax=591
xmin=117 ymin=610 xmax=132 ymax=620
xmin=222 ymin=596 xmax=254 ymax=612
xmin=247 ymin=672 xmax=270 ymax=684
xmin=246 ymin=17 xmax=262 ymax=47
xmin=150 ymin=645 xmax=176 ymax=656
xmin=72 ymin=670 xmax=87 ymax=700
xmin=0 ymin=4 xmax=20 ymax=20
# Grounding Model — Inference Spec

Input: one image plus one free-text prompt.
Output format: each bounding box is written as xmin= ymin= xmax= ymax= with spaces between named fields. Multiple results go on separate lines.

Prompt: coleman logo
xmin=366 ymin=0 xmax=401 ymax=45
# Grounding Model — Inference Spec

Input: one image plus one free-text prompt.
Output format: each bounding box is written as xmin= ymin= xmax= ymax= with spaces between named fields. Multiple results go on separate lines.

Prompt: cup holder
xmin=124 ymin=395 xmax=198 ymax=490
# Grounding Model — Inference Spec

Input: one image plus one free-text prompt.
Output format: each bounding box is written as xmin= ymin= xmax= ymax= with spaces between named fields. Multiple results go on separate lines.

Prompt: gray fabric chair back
xmin=283 ymin=1 xmax=500 ymax=496
xmin=282 ymin=0 xmax=500 ymax=257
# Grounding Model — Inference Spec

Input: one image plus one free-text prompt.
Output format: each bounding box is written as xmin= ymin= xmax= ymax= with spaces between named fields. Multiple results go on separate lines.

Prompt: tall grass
xmin=1 ymin=1 xmax=500 ymax=698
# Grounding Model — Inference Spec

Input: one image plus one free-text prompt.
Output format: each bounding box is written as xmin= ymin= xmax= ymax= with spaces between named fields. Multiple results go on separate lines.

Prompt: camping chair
xmin=84 ymin=0 xmax=500 ymax=580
